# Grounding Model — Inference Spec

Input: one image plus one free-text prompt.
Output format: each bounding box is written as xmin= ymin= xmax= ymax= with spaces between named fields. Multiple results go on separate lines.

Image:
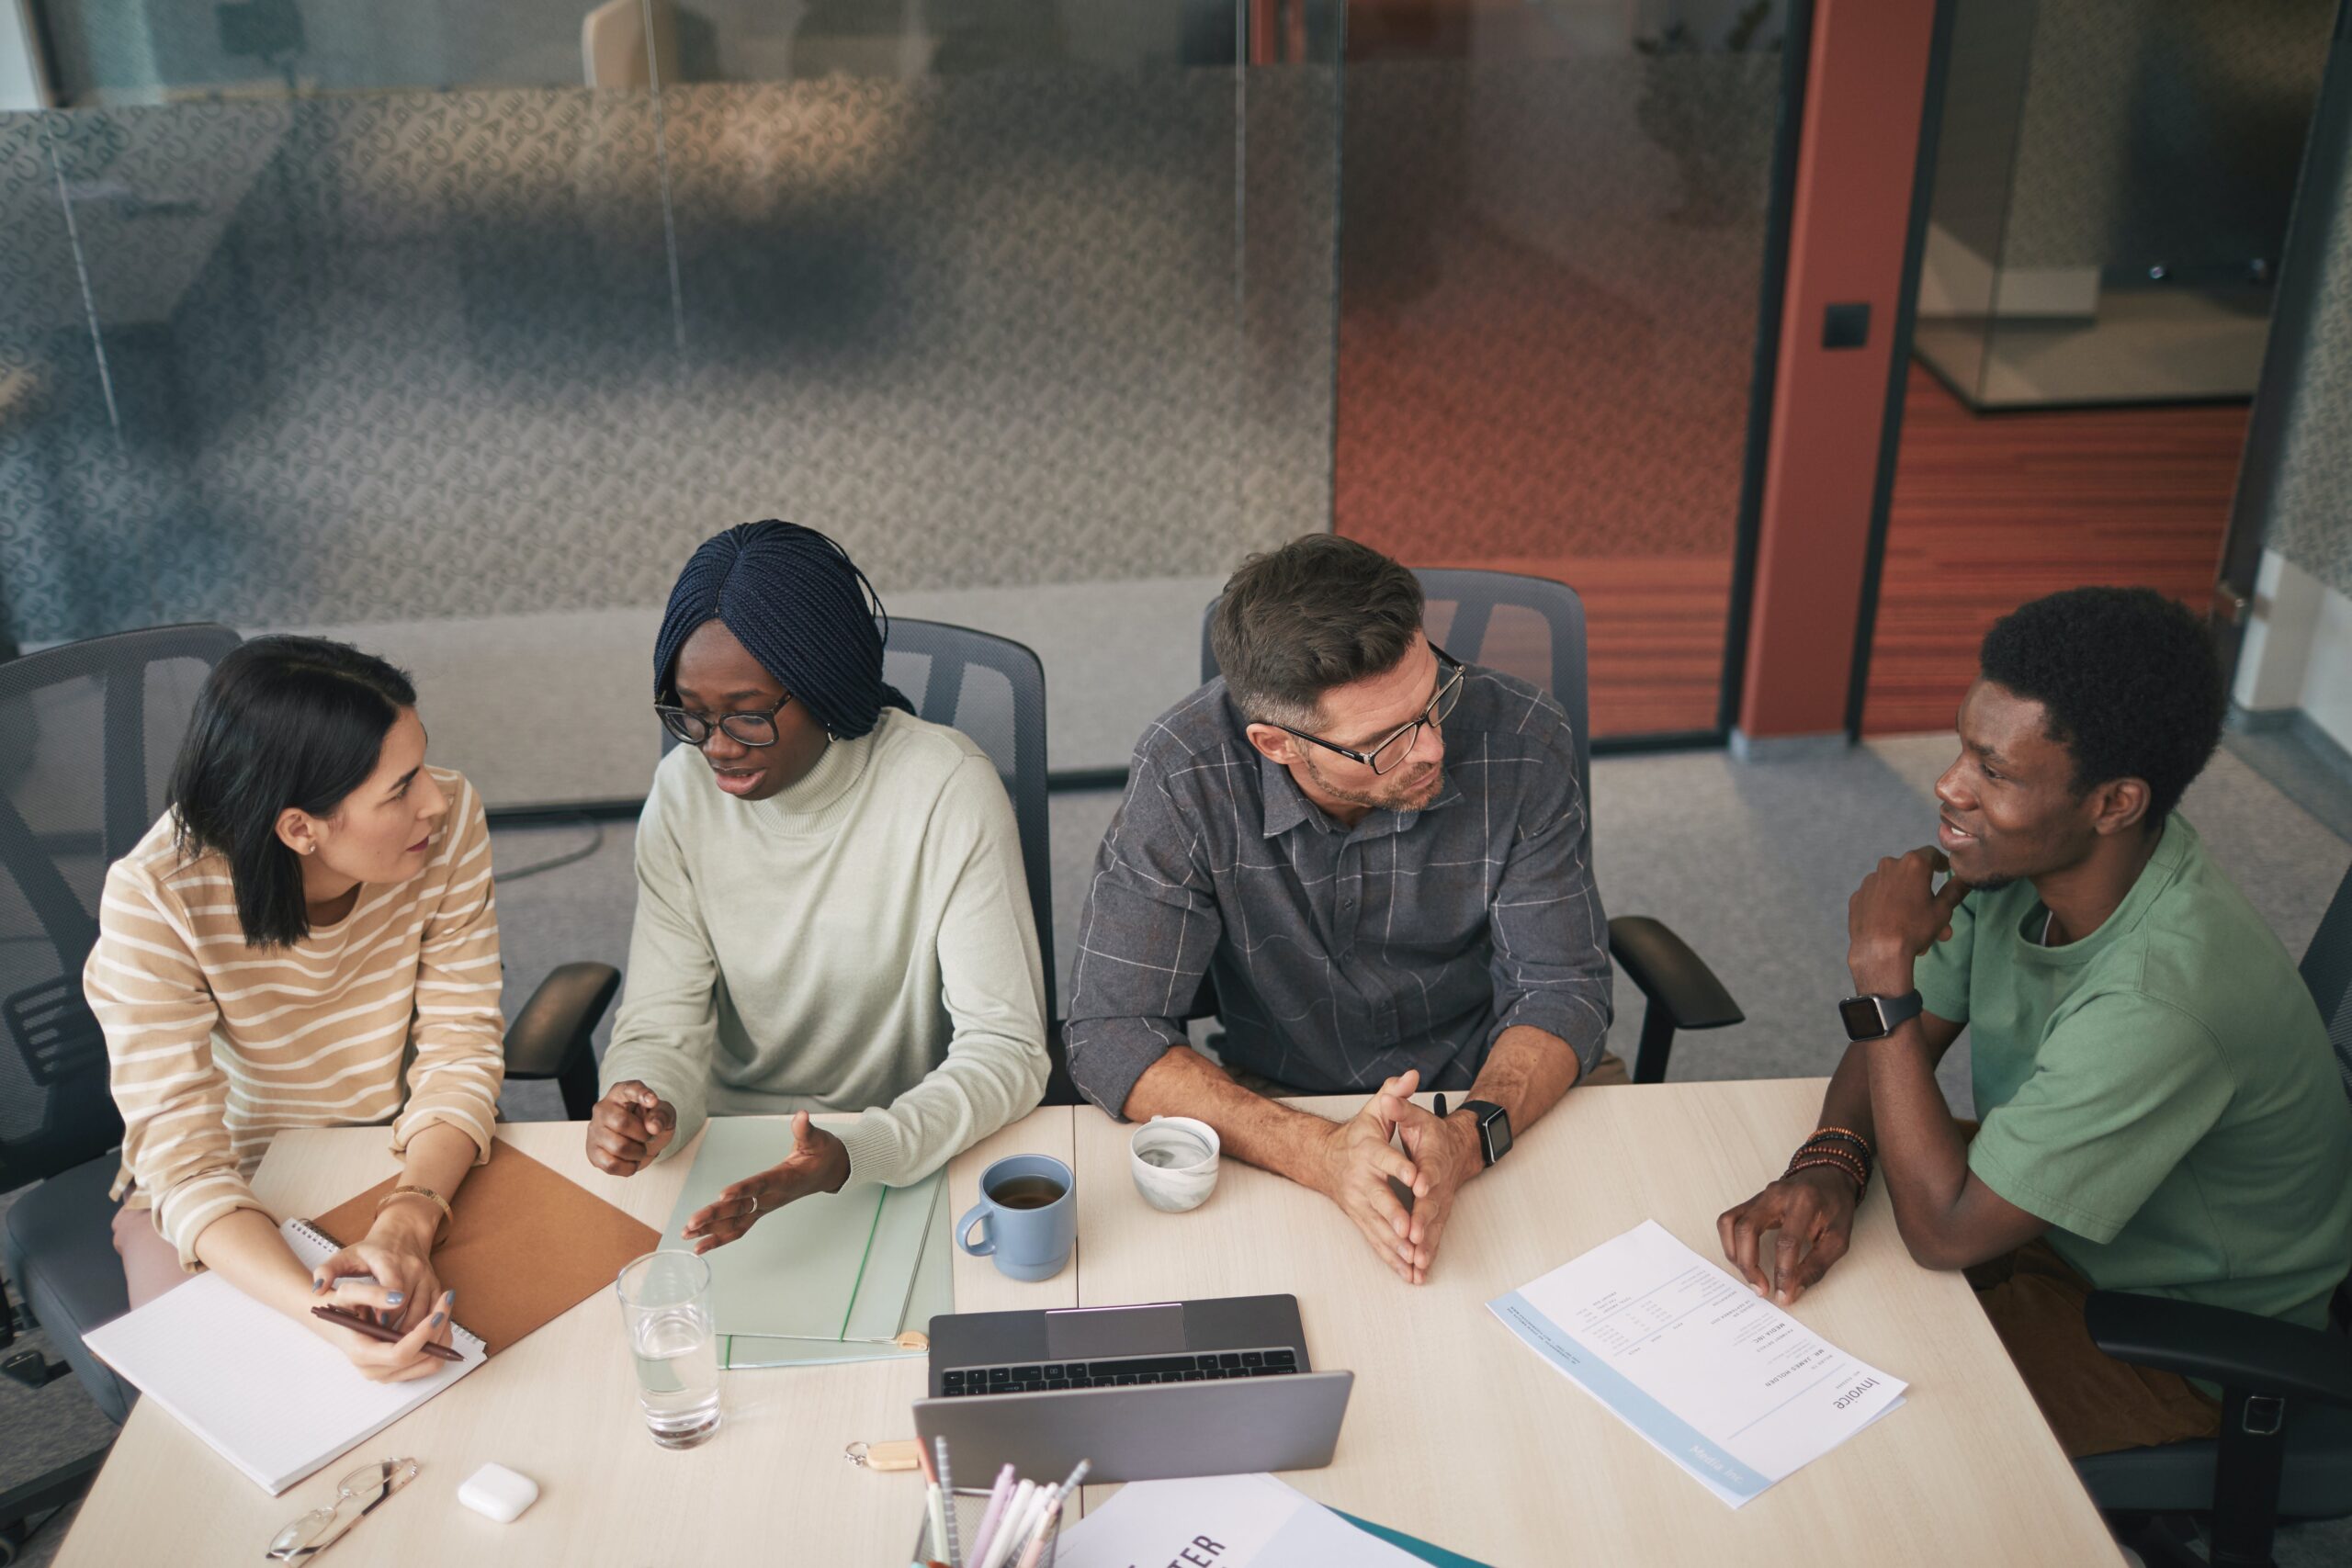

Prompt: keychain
xmin=844 ymin=1438 xmax=926 ymax=1472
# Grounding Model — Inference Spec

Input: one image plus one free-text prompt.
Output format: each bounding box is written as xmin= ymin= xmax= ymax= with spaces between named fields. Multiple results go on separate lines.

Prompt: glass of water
xmin=616 ymin=1251 xmax=721 ymax=1449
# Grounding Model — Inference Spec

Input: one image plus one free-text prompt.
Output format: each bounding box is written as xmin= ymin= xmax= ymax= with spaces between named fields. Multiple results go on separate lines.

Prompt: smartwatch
xmin=1838 ymin=989 xmax=1924 ymax=1043
xmin=1461 ymin=1100 xmax=1512 ymax=1168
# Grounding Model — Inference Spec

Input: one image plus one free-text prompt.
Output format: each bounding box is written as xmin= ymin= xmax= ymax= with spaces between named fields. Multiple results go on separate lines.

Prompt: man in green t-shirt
xmin=1716 ymin=587 xmax=2352 ymax=1459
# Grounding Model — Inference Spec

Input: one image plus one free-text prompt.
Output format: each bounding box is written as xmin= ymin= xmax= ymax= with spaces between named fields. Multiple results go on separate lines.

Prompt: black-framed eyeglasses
xmin=1262 ymin=649 xmax=1464 ymax=775
xmin=655 ymin=693 xmax=792 ymax=749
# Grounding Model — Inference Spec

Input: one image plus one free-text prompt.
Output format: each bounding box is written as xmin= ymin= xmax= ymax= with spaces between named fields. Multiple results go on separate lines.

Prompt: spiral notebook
xmin=82 ymin=1217 xmax=487 ymax=1495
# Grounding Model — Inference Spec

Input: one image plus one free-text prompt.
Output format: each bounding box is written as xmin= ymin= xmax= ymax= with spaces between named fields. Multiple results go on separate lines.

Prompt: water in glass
xmin=616 ymin=1251 xmax=721 ymax=1449
xmin=630 ymin=1307 xmax=721 ymax=1447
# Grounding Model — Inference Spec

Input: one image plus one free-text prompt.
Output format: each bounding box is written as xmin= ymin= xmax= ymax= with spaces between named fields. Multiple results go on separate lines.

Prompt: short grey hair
xmin=1211 ymin=536 xmax=1424 ymax=728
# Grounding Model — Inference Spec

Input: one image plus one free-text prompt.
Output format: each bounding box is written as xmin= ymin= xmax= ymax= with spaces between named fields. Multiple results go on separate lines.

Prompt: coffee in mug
xmin=988 ymin=1175 xmax=1067 ymax=1211
xmin=957 ymin=1154 xmax=1077 ymax=1281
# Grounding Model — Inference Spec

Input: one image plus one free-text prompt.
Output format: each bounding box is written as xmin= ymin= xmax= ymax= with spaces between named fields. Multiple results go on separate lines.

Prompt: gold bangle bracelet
xmin=377 ymin=1184 xmax=454 ymax=1240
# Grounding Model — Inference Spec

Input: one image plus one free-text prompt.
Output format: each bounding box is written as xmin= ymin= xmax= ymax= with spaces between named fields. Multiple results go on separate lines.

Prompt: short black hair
xmin=1978 ymin=586 xmax=2222 ymax=826
xmin=168 ymin=637 xmax=417 ymax=948
xmin=1212 ymin=536 xmax=1424 ymax=726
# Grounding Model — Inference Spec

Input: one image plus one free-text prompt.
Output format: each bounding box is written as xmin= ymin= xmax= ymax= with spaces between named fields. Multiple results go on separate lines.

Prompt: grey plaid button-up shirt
xmin=1064 ymin=668 xmax=1612 ymax=1115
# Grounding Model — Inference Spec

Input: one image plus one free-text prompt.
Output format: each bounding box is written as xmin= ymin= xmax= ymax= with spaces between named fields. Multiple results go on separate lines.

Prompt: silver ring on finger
xmin=746 ymin=1192 xmax=760 ymax=1216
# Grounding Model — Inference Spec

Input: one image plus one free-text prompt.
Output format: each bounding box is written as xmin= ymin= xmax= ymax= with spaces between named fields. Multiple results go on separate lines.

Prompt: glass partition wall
xmin=1912 ymin=0 xmax=2335 ymax=410
xmin=3 ymin=1 xmax=1342 ymax=800
xmin=1332 ymin=0 xmax=1799 ymax=739
xmin=4 ymin=0 xmax=1797 ymax=805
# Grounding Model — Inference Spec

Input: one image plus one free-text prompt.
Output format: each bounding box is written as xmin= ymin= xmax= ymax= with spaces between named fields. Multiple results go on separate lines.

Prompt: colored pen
xmin=1044 ymin=1457 xmax=1091 ymax=1513
xmin=980 ymin=1482 xmax=1036 ymax=1568
xmin=309 ymin=1304 xmax=464 ymax=1362
xmin=1014 ymin=1497 xmax=1062 ymax=1568
xmin=966 ymin=1463 xmax=1016 ymax=1567
xmin=917 ymin=1437 xmax=948 ymax=1562
xmin=933 ymin=1438 xmax=962 ymax=1568
xmin=924 ymin=1483 xmax=949 ymax=1565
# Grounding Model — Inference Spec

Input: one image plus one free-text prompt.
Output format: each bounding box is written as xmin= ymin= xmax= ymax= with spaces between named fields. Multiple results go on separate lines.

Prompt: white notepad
xmin=83 ymin=1217 xmax=486 ymax=1495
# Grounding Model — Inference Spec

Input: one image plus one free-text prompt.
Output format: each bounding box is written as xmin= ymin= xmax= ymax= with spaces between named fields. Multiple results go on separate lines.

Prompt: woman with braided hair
xmin=583 ymin=522 xmax=1048 ymax=1246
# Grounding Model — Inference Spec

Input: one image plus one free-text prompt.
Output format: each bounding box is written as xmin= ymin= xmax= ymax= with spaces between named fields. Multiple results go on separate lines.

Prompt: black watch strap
xmin=1838 ymin=989 xmax=1924 ymax=1042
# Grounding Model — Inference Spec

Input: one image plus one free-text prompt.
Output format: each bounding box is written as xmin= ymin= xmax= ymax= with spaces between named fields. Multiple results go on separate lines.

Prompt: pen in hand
xmin=311 ymin=1303 xmax=465 ymax=1362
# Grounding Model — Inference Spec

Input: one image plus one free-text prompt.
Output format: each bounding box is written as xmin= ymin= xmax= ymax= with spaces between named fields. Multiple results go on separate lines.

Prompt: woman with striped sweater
xmin=85 ymin=637 xmax=503 ymax=1381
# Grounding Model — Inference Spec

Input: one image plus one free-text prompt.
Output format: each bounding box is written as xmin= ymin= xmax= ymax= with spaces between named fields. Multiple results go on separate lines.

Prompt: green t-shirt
xmin=1916 ymin=814 xmax=2352 ymax=1329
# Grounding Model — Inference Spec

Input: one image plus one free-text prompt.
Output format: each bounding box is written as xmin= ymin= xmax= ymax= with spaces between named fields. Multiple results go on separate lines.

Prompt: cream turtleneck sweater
xmin=599 ymin=707 xmax=1048 ymax=1184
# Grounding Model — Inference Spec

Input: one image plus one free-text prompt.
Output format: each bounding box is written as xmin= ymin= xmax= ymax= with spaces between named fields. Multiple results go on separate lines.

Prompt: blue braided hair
xmin=653 ymin=521 xmax=911 ymax=739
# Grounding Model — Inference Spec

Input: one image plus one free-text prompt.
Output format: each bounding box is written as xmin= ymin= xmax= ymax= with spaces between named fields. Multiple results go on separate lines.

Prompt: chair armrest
xmin=1607 ymin=916 xmax=1743 ymax=1032
xmin=1180 ymin=972 xmax=1218 ymax=1023
xmin=503 ymin=962 xmax=621 ymax=1080
xmin=2085 ymin=1290 xmax=2352 ymax=1407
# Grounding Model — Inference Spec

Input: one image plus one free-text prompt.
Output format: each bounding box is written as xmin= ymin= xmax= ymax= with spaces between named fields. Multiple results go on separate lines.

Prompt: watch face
xmin=1839 ymin=997 xmax=1885 ymax=1038
xmin=1482 ymin=1109 xmax=1512 ymax=1163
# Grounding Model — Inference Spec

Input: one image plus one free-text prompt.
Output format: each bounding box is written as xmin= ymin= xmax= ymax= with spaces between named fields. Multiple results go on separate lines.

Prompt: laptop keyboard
xmin=936 ymin=1348 xmax=1300 ymax=1395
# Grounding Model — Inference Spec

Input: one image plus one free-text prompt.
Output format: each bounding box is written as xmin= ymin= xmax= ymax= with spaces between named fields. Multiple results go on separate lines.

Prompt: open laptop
xmin=912 ymin=1295 xmax=1353 ymax=1483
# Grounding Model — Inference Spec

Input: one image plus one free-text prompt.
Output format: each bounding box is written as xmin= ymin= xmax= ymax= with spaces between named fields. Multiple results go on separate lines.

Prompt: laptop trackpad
xmin=1045 ymin=1303 xmax=1186 ymax=1359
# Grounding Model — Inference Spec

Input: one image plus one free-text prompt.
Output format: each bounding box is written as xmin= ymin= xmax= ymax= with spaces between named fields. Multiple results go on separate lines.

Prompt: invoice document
xmin=1490 ymin=1219 xmax=1907 ymax=1506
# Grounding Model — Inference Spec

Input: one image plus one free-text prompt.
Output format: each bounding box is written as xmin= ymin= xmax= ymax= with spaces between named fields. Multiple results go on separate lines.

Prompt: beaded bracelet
xmin=1790 ymin=1139 xmax=1870 ymax=1178
xmin=1788 ymin=1144 xmax=1867 ymax=1179
xmin=1804 ymin=1125 xmax=1876 ymax=1160
xmin=1788 ymin=1154 xmax=1869 ymax=1195
xmin=1795 ymin=1126 xmax=1874 ymax=1184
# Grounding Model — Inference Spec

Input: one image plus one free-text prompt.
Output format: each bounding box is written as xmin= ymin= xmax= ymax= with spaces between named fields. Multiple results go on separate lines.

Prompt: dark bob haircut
xmin=1211 ymin=536 xmax=1425 ymax=727
xmin=1978 ymin=586 xmax=2223 ymax=828
xmin=168 ymin=637 xmax=418 ymax=948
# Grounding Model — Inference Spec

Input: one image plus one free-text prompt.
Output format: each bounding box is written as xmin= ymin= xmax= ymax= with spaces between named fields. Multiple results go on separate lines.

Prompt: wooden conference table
xmin=56 ymin=1079 xmax=2121 ymax=1566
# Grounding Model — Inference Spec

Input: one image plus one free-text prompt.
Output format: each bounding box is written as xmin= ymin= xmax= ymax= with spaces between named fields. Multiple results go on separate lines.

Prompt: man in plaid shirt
xmin=1066 ymin=536 xmax=1620 ymax=1284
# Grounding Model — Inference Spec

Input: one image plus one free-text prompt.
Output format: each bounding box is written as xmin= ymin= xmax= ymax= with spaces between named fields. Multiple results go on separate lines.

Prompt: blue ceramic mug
xmin=956 ymin=1155 xmax=1076 ymax=1282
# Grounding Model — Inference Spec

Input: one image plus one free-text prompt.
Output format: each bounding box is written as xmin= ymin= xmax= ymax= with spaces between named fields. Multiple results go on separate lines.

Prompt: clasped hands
xmin=1309 ymin=1068 xmax=1483 ymax=1286
xmin=587 ymin=1083 xmax=850 ymax=1253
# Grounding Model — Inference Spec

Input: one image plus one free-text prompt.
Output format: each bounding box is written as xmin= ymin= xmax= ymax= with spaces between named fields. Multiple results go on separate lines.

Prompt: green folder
xmin=1331 ymin=1510 xmax=1495 ymax=1568
xmin=659 ymin=1118 xmax=953 ymax=1370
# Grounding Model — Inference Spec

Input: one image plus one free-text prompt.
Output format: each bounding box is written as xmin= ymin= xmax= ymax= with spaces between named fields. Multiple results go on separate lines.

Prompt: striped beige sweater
xmin=87 ymin=767 xmax=506 ymax=1269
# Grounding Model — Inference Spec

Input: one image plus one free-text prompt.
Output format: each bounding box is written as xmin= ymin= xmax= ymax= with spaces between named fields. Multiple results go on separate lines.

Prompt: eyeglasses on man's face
xmin=655 ymin=692 xmax=792 ymax=749
xmin=1264 ymin=649 xmax=1464 ymax=776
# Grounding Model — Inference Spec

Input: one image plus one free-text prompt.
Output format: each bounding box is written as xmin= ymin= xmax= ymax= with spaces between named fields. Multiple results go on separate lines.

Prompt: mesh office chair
xmin=660 ymin=617 xmax=1070 ymax=1102
xmin=2075 ymin=857 xmax=2352 ymax=1568
xmin=881 ymin=621 xmax=1055 ymax=1019
xmin=1201 ymin=568 xmax=1743 ymax=1082
xmin=0 ymin=628 xmax=619 ymax=1481
xmin=888 ymin=621 xmax=1072 ymax=1104
xmin=0 ymin=626 xmax=237 ymax=1545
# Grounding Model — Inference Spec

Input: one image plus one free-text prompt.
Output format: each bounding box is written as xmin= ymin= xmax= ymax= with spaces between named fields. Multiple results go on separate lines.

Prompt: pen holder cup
xmin=917 ymin=1487 xmax=1060 ymax=1567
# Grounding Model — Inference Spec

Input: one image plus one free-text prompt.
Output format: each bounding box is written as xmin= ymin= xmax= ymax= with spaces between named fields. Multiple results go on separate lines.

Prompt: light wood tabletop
xmin=1071 ymin=1078 xmax=2120 ymax=1566
xmin=54 ymin=1110 xmax=1077 ymax=1568
xmin=57 ymin=1080 xmax=2120 ymax=1566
